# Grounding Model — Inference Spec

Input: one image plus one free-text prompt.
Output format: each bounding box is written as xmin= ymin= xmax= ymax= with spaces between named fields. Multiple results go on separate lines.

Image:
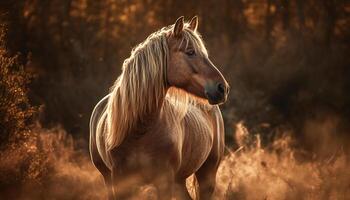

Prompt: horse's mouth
xmin=205 ymin=92 xmax=227 ymax=105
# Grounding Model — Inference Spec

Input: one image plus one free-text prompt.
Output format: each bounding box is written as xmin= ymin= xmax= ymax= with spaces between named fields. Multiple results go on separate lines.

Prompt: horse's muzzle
xmin=204 ymin=82 xmax=229 ymax=105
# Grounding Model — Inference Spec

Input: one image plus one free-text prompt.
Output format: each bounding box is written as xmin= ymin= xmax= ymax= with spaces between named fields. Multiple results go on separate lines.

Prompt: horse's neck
xmin=132 ymin=112 xmax=161 ymax=134
xmin=126 ymin=92 xmax=166 ymax=134
xmin=130 ymin=96 xmax=184 ymax=135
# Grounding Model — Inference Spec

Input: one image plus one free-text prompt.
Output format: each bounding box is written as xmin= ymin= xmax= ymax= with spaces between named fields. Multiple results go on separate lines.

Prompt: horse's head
xmin=166 ymin=16 xmax=229 ymax=105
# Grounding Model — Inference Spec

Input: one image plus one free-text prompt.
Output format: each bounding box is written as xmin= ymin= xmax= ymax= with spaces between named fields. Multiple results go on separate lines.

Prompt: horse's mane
xmin=96 ymin=23 xmax=209 ymax=151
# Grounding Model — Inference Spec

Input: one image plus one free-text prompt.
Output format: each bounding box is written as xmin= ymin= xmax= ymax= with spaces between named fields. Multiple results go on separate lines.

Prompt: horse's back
xmin=89 ymin=95 xmax=111 ymax=170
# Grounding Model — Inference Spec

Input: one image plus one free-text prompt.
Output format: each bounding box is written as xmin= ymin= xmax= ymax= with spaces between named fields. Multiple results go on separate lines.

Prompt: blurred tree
xmin=0 ymin=0 xmax=349 ymax=147
xmin=0 ymin=24 xmax=35 ymax=148
xmin=0 ymin=22 xmax=50 ymax=199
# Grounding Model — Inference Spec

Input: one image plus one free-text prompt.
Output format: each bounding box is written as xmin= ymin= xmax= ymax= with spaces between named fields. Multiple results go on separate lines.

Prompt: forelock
xmin=182 ymin=27 xmax=208 ymax=57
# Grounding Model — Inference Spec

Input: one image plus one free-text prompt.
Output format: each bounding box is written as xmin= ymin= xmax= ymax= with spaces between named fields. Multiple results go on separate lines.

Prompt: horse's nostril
xmin=217 ymin=83 xmax=225 ymax=94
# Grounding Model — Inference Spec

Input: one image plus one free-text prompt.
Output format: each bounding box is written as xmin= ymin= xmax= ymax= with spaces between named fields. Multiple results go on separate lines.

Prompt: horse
xmin=89 ymin=16 xmax=229 ymax=200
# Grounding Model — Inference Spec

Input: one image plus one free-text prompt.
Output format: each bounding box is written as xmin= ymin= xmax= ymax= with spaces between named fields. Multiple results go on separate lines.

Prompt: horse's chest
xmin=112 ymin=127 xmax=181 ymax=176
xmin=111 ymin=108 xmax=215 ymax=179
xmin=177 ymin=113 xmax=214 ymax=177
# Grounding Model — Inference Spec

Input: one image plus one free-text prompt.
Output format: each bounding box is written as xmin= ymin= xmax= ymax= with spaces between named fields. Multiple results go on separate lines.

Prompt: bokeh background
xmin=0 ymin=0 xmax=349 ymax=199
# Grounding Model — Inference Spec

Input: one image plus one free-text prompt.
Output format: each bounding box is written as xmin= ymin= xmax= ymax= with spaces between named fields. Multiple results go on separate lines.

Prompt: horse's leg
xmin=195 ymin=106 xmax=224 ymax=200
xmin=111 ymin=169 xmax=146 ymax=199
xmin=174 ymin=178 xmax=192 ymax=200
xmin=91 ymin=158 xmax=114 ymax=200
xmin=195 ymin=157 xmax=220 ymax=200
xmin=111 ymin=169 xmax=131 ymax=200
xmin=153 ymin=172 xmax=174 ymax=200
xmin=101 ymin=169 xmax=114 ymax=200
xmin=90 ymin=145 xmax=114 ymax=199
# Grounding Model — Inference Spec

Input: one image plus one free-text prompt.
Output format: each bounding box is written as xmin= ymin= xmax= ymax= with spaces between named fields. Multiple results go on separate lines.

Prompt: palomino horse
xmin=90 ymin=16 xmax=229 ymax=200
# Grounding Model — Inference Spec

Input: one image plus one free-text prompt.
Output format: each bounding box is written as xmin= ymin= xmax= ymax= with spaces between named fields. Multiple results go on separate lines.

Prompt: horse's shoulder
xmin=207 ymin=105 xmax=221 ymax=115
xmin=188 ymin=104 xmax=222 ymax=120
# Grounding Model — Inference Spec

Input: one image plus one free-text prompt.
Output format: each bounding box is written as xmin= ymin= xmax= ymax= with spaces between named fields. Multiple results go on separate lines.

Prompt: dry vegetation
xmin=1 ymin=123 xmax=349 ymax=199
xmin=218 ymin=123 xmax=350 ymax=200
xmin=0 ymin=0 xmax=350 ymax=199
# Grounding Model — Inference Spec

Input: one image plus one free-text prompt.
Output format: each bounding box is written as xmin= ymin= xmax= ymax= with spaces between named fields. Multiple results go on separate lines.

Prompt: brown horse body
xmin=90 ymin=16 xmax=229 ymax=199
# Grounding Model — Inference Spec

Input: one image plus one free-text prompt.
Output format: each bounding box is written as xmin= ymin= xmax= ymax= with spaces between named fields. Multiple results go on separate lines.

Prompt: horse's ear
xmin=173 ymin=16 xmax=184 ymax=37
xmin=189 ymin=16 xmax=198 ymax=32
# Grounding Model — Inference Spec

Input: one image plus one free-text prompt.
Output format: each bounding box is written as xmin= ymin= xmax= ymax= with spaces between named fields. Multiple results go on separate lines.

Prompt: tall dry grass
xmin=217 ymin=122 xmax=349 ymax=200
xmin=1 ymin=122 xmax=348 ymax=200
xmin=0 ymin=125 xmax=106 ymax=199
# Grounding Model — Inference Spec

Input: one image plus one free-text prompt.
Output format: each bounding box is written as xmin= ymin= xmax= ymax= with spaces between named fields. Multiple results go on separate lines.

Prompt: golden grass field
xmin=1 ymin=121 xmax=348 ymax=200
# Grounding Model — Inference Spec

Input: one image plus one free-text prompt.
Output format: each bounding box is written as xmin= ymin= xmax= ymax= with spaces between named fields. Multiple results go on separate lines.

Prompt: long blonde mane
xmin=96 ymin=23 xmax=209 ymax=151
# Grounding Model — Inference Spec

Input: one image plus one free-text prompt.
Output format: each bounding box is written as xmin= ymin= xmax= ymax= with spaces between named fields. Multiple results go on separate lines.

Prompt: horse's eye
xmin=185 ymin=50 xmax=195 ymax=57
